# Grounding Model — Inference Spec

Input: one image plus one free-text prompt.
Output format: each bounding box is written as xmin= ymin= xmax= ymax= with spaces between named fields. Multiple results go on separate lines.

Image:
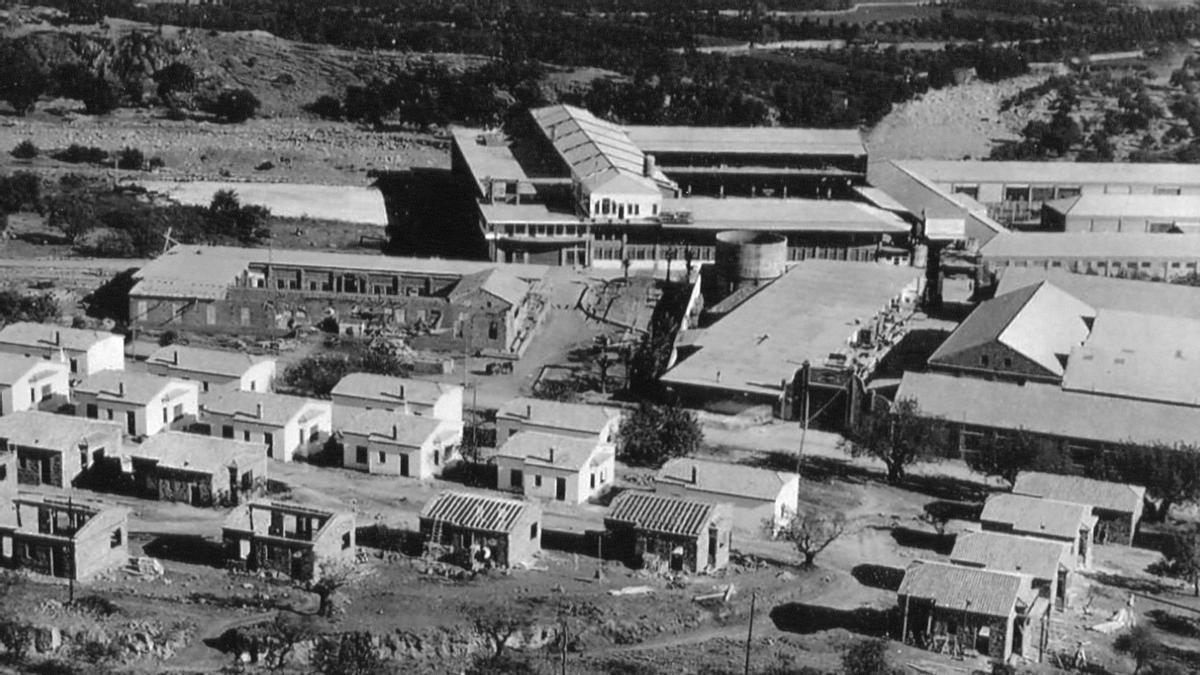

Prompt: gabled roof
xmin=605 ymin=491 xmax=721 ymax=538
xmin=951 ymin=531 xmax=1073 ymax=580
xmin=340 ymin=409 xmax=445 ymax=447
xmin=496 ymin=398 xmax=622 ymax=436
xmin=898 ymin=560 xmax=1030 ymax=618
xmin=0 ymin=353 xmax=66 ymax=386
xmin=656 ymin=457 xmax=795 ymax=501
xmin=420 ymin=490 xmax=533 ymax=533
xmin=981 ymin=232 xmax=1200 ymax=260
xmin=449 ymin=268 xmax=530 ymax=308
xmin=74 ymin=370 xmax=196 ymax=406
xmin=1046 ymin=194 xmax=1200 ymax=221
xmin=0 ymin=410 xmax=121 ymax=449
xmin=625 ymin=125 xmax=866 ymax=158
xmin=495 ymin=431 xmax=608 ymax=472
xmin=201 ymin=390 xmax=327 ymax=427
xmin=0 ymin=322 xmax=121 ymax=352
xmin=128 ymin=431 xmax=265 ymax=474
xmin=898 ymin=159 xmax=1200 ymax=188
xmin=929 ymin=281 xmax=1094 ymax=378
xmin=1013 ymin=472 xmax=1145 ymax=515
xmin=147 ymin=345 xmax=274 ymax=378
xmin=981 ymin=493 xmax=1092 ymax=540
xmin=529 ymin=104 xmax=674 ymax=194
xmin=995 ymin=268 xmax=1200 ymax=321
xmin=331 ymin=373 xmax=460 ymax=407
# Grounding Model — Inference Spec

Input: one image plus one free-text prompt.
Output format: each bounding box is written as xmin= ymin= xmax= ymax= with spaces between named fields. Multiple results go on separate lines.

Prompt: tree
xmin=117 ymin=147 xmax=145 ymax=171
xmin=964 ymin=429 xmax=1070 ymax=486
xmin=306 ymin=95 xmax=344 ymax=120
xmin=1114 ymin=626 xmax=1163 ymax=675
xmin=770 ymin=506 xmax=846 ymax=567
xmin=616 ymin=401 xmax=703 ymax=468
xmin=153 ymin=62 xmax=196 ymax=104
xmin=841 ymin=398 xmax=950 ymax=484
xmin=206 ymin=88 xmax=260 ymax=123
xmin=918 ymin=501 xmax=956 ymax=539
xmin=208 ymin=189 xmax=270 ymax=243
xmin=263 ymin=612 xmax=317 ymax=671
xmin=10 ymin=140 xmax=38 ymax=160
xmin=471 ymin=600 xmax=536 ymax=660
xmin=311 ymin=632 xmax=386 ymax=675
xmin=46 ymin=194 xmax=99 ymax=243
xmin=843 ymin=638 xmax=905 ymax=675
xmin=0 ymin=49 xmax=47 ymax=116
xmin=0 ymin=291 xmax=59 ymax=324
xmin=1151 ymin=523 xmax=1200 ymax=596
xmin=83 ymin=268 xmax=139 ymax=323
xmin=0 ymin=172 xmax=43 ymax=213
xmin=302 ymin=559 xmax=371 ymax=617
xmin=1091 ymin=443 xmax=1200 ymax=521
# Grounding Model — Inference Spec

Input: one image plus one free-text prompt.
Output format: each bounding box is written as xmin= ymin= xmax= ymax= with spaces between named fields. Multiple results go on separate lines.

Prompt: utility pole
xmin=67 ymin=492 xmax=75 ymax=605
xmin=744 ymin=590 xmax=756 ymax=675
xmin=795 ymin=361 xmax=810 ymax=479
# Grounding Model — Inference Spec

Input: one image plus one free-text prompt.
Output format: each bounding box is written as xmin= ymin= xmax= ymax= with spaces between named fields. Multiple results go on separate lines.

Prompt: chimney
xmin=53 ymin=330 xmax=60 ymax=346
xmin=392 ymin=424 xmax=398 ymax=440
xmin=255 ymin=402 xmax=264 ymax=419
xmin=549 ymin=447 xmax=555 ymax=464
xmin=691 ymin=465 xmax=698 ymax=484
xmin=172 ymin=349 xmax=179 ymax=365
xmin=117 ymin=381 xmax=125 ymax=398
xmin=398 ymin=385 xmax=405 ymax=400
xmin=526 ymin=404 xmax=532 ymax=419
xmin=643 ymin=153 xmax=656 ymax=178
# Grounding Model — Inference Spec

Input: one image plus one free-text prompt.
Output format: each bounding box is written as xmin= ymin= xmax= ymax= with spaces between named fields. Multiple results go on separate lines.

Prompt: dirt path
xmin=162 ymin=610 xmax=277 ymax=671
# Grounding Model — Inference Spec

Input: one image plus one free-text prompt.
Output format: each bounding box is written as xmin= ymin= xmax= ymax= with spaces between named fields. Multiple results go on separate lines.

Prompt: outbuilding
xmin=654 ymin=457 xmax=798 ymax=533
xmin=1012 ymin=472 xmax=1145 ymax=545
xmin=980 ymin=493 xmax=1095 ymax=569
xmin=419 ymin=491 xmax=542 ymax=568
xmin=222 ymin=500 xmax=356 ymax=581
xmin=951 ymin=530 xmax=1075 ymax=610
xmin=493 ymin=431 xmax=615 ymax=504
xmin=604 ymin=491 xmax=732 ymax=574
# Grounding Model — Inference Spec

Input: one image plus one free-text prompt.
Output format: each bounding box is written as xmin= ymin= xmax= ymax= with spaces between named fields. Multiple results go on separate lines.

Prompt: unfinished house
xmin=125 ymin=432 xmax=268 ymax=507
xmin=1013 ymin=472 xmax=1145 ymax=545
xmin=0 ymin=323 xmax=124 ymax=379
xmin=0 ymin=495 xmax=130 ymax=581
xmin=655 ymin=457 xmax=799 ymax=533
xmin=0 ymin=411 xmax=123 ymax=489
xmin=604 ymin=492 xmax=732 ymax=574
xmin=331 ymin=373 xmax=463 ymax=423
xmin=340 ymin=409 xmax=463 ymax=479
xmin=146 ymin=345 xmax=277 ymax=394
xmin=201 ymin=390 xmax=332 ymax=462
xmin=419 ymin=491 xmax=542 ymax=568
xmin=74 ymin=371 xmax=200 ymax=438
xmin=495 ymin=397 xmax=622 ymax=444
xmin=493 ymin=431 xmax=615 ymax=504
xmin=222 ymin=500 xmax=356 ymax=581
xmin=951 ymin=531 xmax=1075 ymax=610
xmin=980 ymin=493 xmax=1096 ymax=569
xmin=0 ymin=353 xmax=70 ymax=417
xmin=898 ymin=560 xmax=1049 ymax=662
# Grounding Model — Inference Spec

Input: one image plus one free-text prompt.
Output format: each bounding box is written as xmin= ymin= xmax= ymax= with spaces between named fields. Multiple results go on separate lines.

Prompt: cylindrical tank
xmin=714 ymin=230 xmax=787 ymax=298
xmin=911 ymin=243 xmax=929 ymax=269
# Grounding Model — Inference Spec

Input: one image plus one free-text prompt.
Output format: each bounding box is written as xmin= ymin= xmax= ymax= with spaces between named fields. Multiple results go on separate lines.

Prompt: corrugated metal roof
xmin=981 ymin=493 xmax=1091 ymax=540
xmin=420 ymin=490 xmax=531 ymax=533
xmin=625 ymin=125 xmax=865 ymax=157
xmin=898 ymin=560 xmax=1027 ymax=618
xmin=1013 ymin=472 xmax=1145 ymax=515
xmin=899 ymin=160 xmax=1200 ymax=187
xmin=951 ymin=531 xmax=1072 ymax=579
xmin=605 ymin=491 xmax=718 ymax=537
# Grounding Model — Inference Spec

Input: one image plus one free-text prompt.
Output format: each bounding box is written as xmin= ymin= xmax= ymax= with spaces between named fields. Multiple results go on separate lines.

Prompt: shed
xmin=1012 ymin=472 xmax=1145 ymax=545
xmin=980 ymin=493 xmax=1095 ymax=569
xmin=419 ymin=491 xmax=542 ymax=568
xmin=654 ymin=457 xmax=798 ymax=532
xmin=604 ymin=491 xmax=732 ymax=573
xmin=951 ymin=531 xmax=1075 ymax=609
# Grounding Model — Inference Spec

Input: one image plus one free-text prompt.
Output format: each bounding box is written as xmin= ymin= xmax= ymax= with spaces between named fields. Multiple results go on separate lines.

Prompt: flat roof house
xmin=74 ymin=371 xmax=200 ymax=438
xmin=898 ymin=560 xmax=1048 ymax=662
xmin=201 ymin=390 xmax=332 ymax=462
xmin=146 ymin=345 xmax=276 ymax=394
xmin=951 ymin=531 xmax=1075 ymax=610
xmin=980 ymin=494 xmax=1095 ymax=569
xmin=0 ymin=411 xmax=122 ymax=489
xmin=0 ymin=323 xmax=124 ymax=379
xmin=340 ymin=409 xmax=463 ymax=479
xmin=330 ymin=373 xmax=463 ymax=424
xmin=419 ymin=491 xmax=542 ymax=568
xmin=0 ymin=353 xmax=70 ymax=416
xmin=493 ymin=431 xmax=615 ymax=504
xmin=0 ymin=495 xmax=129 ymax=581
xmin=655 ymin=457 xmax=798 ymax=533
xmin=496 ymin=398 xmax=623 ymax=444
xmin=604 ymin=491 xmax=732 ymax=574
xmin=1013 ymin=472 xmax=1145 ymax=546
xmin=222 ymin=499 xmax=356 ymax=581
xmin=125 ymin=431 xmax=267 ymax=507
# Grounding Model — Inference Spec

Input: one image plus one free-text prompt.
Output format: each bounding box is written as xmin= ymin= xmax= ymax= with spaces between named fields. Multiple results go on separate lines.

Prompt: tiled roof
xmin=420 ymin=491 xmax=532 ymax=533
xmin=605 ymin=491 xmax=718 ymax=538
xmin=0 ymin=353 xmax=65 ymax=386
xmin=1013 ymin=472 xmax=1145 ymax=515
xmin=495 ymin=431 xmax=607 ymax=472
xmin=898 ymin=560 xmax=1028 ymax=618
xmin=0 ymin=322 xmax=120 ymax=352
xmin=331 ymin=373 xmax=460 ymax=406
xmin=981 ymin=493 xmax=1091 ymax=540
xmin=340 ymin=409 xmax=445 ymax=447
xmin=996 ymin=268 xmax=1200 ymax=321
xmin=656 ymin=457 xmax=795 ymax=501
xmin=529 ymin=104 xmax=673 ymax=195
xmin=0 ymin=410 xmax=121 ymax=449
xmin=951 ymin=531 xmax=1072 ymax=579
xmin=74 ymin=370 xmax=195 ymax=406
xmin=201 ymin=390 xmax=327 ymax=427
xmin=449 ymin=268 xmax=530 ymax=308
xmin=147 ymin=345 xmax=273 ymax=377
xmin=129 ymin=431 xmax=265 ymax=474
xmin=496 ymin=398 xmax=621 ymax=436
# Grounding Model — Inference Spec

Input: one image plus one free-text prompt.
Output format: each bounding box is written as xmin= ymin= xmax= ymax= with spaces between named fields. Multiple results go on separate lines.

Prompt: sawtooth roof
xmin=898 ymin=560 xmax=1030 ymax=618
xmin=605 ymin=491 xmax=722 ymax=538
xmin=1013 ymin=472 xmax=1145 ymax=515
xmin=950 ymin=531 xmax=1073 ymax=579
xmin=656 ymin=457 xmax=796 ymax=501
xmin=420 ymin=490 xmax=534 ymax=533
xmin=980 ymin=493 xmax=1092 ymax=540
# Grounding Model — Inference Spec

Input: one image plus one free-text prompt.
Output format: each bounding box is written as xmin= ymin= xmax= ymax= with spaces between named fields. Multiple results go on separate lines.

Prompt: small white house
xmin=201 ymin=390 xmax=332 ymax=462
xmin=0 ymin=353 xmax=70 ymax=416
xmin=74 ymin=371 xmax=200 ymax=437
xmin=330 ymin=373 xmax=463 ymax=423
xmin=495 ymin=397 xmax=622 ymax=445
xmin=340 ymin=409 xmax=463 ymax=479
xmin=146 ymin=345 xmax=276 ymax=394
xmin=655 ymin=457 xmax=799 ymax=533
xmin=493 ymin=431 xmax=615 ymax=504
xmin=0 ymin=323 xmax=124 ymax=378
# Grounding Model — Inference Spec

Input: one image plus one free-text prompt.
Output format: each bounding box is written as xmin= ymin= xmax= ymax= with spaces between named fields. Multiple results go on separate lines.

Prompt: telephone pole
xmin=744 ymin=591 xmax=756 ymax=675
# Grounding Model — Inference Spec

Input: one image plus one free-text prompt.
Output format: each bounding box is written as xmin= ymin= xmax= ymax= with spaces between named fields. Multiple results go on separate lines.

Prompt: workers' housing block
xmin=146 ymin=345 xmax=277 ymax=394
xmin=496 ymin=397 xmax=622 ymax=444
xmin=201 ymin=390 xmax=332 ymax=462
xmin=124 ymin=432 xmax=268 ymax=507
xmin=340 ymin=409 xmax=462 ymax=478
xmin=128 ymin=245 xmax=547 ymax=352
xmin=0 ymin=495 xmax=130 ymax=581
xmin=0 ymin=353 xmax=70 ymax=417
xmin=331 ymin=373 xmax=463 ymax=424
xmin=493 ymin=431 xmax=615 ymax=504
xmin=0 ymin=323 xmax=125 ymax=379
xmin=654 ymin=457 xmax=798 ymax=533
xmin=74 ymin=370 xmax=200 ymax=438
xmin=0 ymin=411 xmax=123 ymax=489
xmin=222 ymin=500 xmax=356 ymax=581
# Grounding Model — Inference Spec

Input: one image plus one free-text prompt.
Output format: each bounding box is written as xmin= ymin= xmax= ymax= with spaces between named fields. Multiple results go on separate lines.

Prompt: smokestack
xmin=255 ymin=402 xmax=264 ymax=419
xmin=117 ymin=381 xmax=125 ymax=397
xmin=691 ymin=465 xmax=697 ymax=484
xmin=643 ymin=153 xmax=656 ymax=178
xmin=549 ymin=447 xmax=555 ymax=464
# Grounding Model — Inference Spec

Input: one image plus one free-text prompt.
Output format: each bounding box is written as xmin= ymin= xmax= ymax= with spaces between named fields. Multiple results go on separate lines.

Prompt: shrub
xmin=158 ymin=330 xmax=178 ymax=347
xmin=0 ymin=172 xmax=43 ymax=213
xmin=205 ymin=88 xmax=260 ymax=123
xmin=306 ymin=94 xmax=344 ymax=120
xmin=10 ymin=140 xmax=38 ymax=160
xmin=153 ymin=62 xmax=196 ymax=102
xmin=0 ymin=48 xmax=47 ymax=116
xmin=54 ymin=144 xmax=109 ymax=165
xmin=147 ymin=157 xmax=165 ymax=170
xmin=116 ymin=147 xmax=145 ymax=170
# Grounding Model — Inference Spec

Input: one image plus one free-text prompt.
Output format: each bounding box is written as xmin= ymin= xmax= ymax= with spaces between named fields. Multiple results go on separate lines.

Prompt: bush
xmin=10 ymin=140 xmax=38 ymax=160
xmin=116 ymin=147 xmax=145 ymax=170
xmin=206 ymin=88 xmax=260 ymax=123
xmin=616 ymin=401 xmax=703 ymax=468
xmin=306 ymin=94 xmax=344 ymax=120
xmin=0 ymin=172 xmax=42 ymax=213
xmin=0 ymin=291 xmax=59 ymax=324
xmin=54 ymin=144 xmax=109 ymax=165
xmin=0 ymin=48 xmax=47 ymax=116
xmin=153 ymin=62 xmax=196 ymax=103
xmin=158 ymin=330 xmax=178 ymax=347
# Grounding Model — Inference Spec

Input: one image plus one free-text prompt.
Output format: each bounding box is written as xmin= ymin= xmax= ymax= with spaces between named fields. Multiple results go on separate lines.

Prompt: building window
xmin=202 ymin=382 xmax=210 ymax=393
xmin=85 ymin=404 xmax=98 ymax=419
xmin=264 ymin=433 xmax=273 ymax=452
xmin=105 ymin=409 xmax=114 ymax=421
xmin=68 ymin=358 xmax=78 ymax=374
xmin=530 ymin=523 xmax=538 ymax=539
xmin=488 ymin=322 xmax=499 ymax=340
xmin=1003 ymin=357 xmax=1013 ymax=368
xmin=342 ymin=532 xmax=351 ymax=549
xmin=533 ymin=475 xmax=542 ymax=488
xmin=222 ymin=425 xmax=234 ymax=439
xmin=511 ymin=469 xmax=523 ymax=488
xmin=243 ymin=430 xmax=251 ymax=442
xmin=356 ymin=446 xmax=368 ymax=464
xmin=378 ymin=451 xmax=386 ymax=464
xmin=952 ymin=184 xmax=979 ymax=199
xmin=980 ymin=355 xmax=989 ymax=367
xmin=162 ymin=407 xmax=169 ymax=423
xmin=110 ymin=529 xmax=123 ymax=548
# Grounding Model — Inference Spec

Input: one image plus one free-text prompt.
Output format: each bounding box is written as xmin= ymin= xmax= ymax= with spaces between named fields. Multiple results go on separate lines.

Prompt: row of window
xmin=1001 ymin=259 xmax=1199 ymax=272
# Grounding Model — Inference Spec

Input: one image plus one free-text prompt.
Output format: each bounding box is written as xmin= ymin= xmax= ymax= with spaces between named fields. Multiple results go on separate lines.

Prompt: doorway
xmin=126 ymin=411 xmax=137 ymax=435
xmin=555 ymin=477 xmax=567 ymax=501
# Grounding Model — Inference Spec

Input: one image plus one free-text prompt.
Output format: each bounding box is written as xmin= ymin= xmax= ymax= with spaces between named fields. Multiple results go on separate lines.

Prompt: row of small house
xmin=897 ymin=472 xmax=1146 ymax=663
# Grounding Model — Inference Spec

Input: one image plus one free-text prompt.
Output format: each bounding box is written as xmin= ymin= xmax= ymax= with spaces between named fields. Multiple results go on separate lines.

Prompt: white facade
xmin=0 ymin=325 xmax=124 ymax=378
xmin=331 ymin=375 xmax=464 ymax=424
xmin=494 ymin=446 xmax=615 ymax=505
xmin=0 ymin=358 xmax=70 ymax=416
xmin=148 ymin=355 xmax=276 ymax=394
xmin=204 ymin=400 xmax=332 ymax=462
xmin=341 ymin=416 xmax=462 ymax=479
xmin=76 ymin=380 xmax=200 ymax=437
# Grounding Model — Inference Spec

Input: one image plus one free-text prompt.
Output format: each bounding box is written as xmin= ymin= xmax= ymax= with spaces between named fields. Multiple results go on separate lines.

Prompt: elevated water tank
xmin=714 ymin=230 xmax=787 ymax=297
